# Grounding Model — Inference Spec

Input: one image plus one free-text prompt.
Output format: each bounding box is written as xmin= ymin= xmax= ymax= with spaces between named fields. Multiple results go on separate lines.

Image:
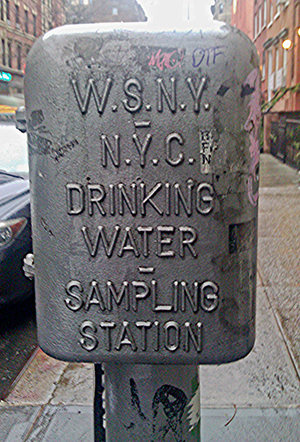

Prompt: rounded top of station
xmin=43 ymin=20 xmax=226 ymax=41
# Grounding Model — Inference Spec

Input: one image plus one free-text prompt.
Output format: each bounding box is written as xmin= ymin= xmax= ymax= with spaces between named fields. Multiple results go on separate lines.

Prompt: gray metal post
xmin=24 ymin=25 xmax=260 ymax=442
xmin=95 ymin=363 xmax=200 ymax=442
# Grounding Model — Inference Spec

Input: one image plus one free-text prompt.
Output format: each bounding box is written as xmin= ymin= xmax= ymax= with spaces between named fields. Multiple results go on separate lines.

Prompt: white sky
xmin=0 ymin=124 xmax=28 ymax=173
xmin=138 ymin=0 xmax=217 ymax=28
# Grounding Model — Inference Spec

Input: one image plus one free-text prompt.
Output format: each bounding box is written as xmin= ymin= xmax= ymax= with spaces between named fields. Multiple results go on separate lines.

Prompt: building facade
xmin=0 ymin=0 xmax=64 ymax=101
xmin=232 ymin=0 xmax=300 ymax=167
xmin=89 ymin=0 xmax=147 ymax=23
xmin=253 ymin=0 xmax=268 ymax=106
xmin=231 ymin=0 xmax=254 ymax=39
xmin=42 ymin=0 xmax=65 ymax=34
xmin=0 ymin=0 xmax=40 ymax=96
xmin=65 ymin=0 xmax=146 ymax=25
xmin=211 ymin=0 xmax=232 ymax=24
xmin=257 ymin=0 xmax=300 ymax=162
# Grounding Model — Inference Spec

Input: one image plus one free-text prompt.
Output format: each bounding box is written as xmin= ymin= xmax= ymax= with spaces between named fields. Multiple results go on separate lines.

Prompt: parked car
xmin=0 ymin=122 xmax=33 ymax=305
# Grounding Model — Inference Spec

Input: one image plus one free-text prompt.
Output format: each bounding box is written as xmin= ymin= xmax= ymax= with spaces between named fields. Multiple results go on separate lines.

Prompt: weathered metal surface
xmin=102 ymin=363 xmax=200 ymax=442
xmin=25 ymin=23 xmax=260 ymax=364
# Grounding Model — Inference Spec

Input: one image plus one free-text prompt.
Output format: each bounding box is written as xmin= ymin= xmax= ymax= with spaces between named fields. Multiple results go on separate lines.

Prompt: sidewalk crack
xmin=46 ymin=362 xmax=70 ymax=405
xmin=22 ymin=405 xmax=45 ymax=441
xmin=258 ymin=263 xmax=300 ymax=384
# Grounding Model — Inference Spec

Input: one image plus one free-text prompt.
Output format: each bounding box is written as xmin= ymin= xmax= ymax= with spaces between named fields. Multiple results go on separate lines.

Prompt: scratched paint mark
xmin=224 ymin=405 xmax=237 ymax=427
xmin=130 ymin=378 xmax=147 ymax=421
xmin=217 ymin=85 xmax=230 ymax=97
xmin=29 ymin=110 xmax=45 ymax=128
xmin=242 ymin=68 xmax=261 ymax=206
xmin=192 ymin=46 xmax=225 ymax=68
xmin=98 ymin=40 xmax=137 ymax=68
xmin=148 ymin=49 xmax=185 ymax=71
xmin=152 ymin=385 xmax=187 ymax=442
xmin=41 ymin=217 xmax=54 ymax=237
xmin=28 ymin=133 xmax=79 ymax=162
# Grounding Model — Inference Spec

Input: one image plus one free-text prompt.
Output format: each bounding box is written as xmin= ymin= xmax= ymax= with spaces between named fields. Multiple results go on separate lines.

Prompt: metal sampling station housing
xmin=24 ymin=22 xmax=261 ymax=366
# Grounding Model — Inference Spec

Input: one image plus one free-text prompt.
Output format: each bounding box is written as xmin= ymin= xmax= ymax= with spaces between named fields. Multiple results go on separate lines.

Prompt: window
xmin=112 ymin=7 xmax=118 ymax=15
xmin=262 ymin=51 xmax=266 ymax=80
xmin=276 ymin=2 xmax=280 ymax=16
xmin=233 ymin=0 xmax=237 ymax=14
xmin=15 ymin=4 xmax=19 ymax=27
xmin=263 ymin=0 xmax=267 ymax=26
xmin=7 ymin=40 xmax=12 ymax=67
xmin=17 ymin=43 xmax=21 ymax=70
xmin=275 ymin=47 xmax=279 ymax=87
xmin=269 ymin=1 xmax=273 ymax=24
xmin=1 ymin=39 xmax=5 ymax=65
xmin=25 ymin=10 xmax=28 ymax=33
xmin=33 ymin=14 xmax=36 ymax=36
xmin=0 ymin=0 xmax=4 ymax=21
xmin=268 ymin=49 xmax=273 ymax=101
xmin=283 ymin=47 xmax=287 ymax=85
xmin=6 ymin=0 xmax=9 ymax=21
xmin=258 ymin=6 xmax=262 ymax=33
xmin=254 ymin=13 xmax=258 ymax=38
xmin=254 ymin=12 xmax=260 ymax=38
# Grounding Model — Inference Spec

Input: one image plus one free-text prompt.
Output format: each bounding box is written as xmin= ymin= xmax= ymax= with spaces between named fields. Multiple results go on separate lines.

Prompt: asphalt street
xmin=0 ymin=122 xmax=36 ymax=399
xmin=0 ymin=300 xmax=36 ymax=400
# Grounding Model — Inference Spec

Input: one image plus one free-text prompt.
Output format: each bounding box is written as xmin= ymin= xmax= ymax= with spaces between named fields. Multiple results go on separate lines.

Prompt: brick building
xmin=252 ymin=0 xmax=267 ymax=105
xmin=232 ymin=0 xmax=300 ymax=167
xmin=66 ymin=0 xmax=147 ymax=25
xmin=231 ymin=0 xmax=254 ymax=39
xmin=259 ymin=0 xmax=300 ymax=158
xmin=211 ymin=0 xmax=232 ymax=24
xmin=89 ymin=0 xmax=146 ymax=23
xmin=0 ymin=0 xmax=64 ymax=101
xmin=42 ymin=0 xmax=65 ymax=33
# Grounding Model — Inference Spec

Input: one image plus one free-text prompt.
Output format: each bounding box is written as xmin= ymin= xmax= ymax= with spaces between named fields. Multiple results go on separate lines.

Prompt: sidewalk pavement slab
xmin=0 ymin=406 xmax=93 ymax=442
xmin=201 ymin=408 xmax=300 ymax=442
xmin=4 ymin=349 xmax=68 ymax=406
xmin=0 ymin=406 xmax=40 ymax=442
xmin=258 ymin=185 xmax=300 ymax=372
xmin=200 ymin=286 xmax=300 ymax=409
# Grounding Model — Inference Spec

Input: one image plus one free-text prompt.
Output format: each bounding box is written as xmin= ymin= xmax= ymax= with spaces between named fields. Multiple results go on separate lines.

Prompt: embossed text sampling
xmin=65 ymin=279 xmax=219 ymax=313
xmin=67 ymin=182 xmax=215 ymax=217
xmin=81 ymin=225 xmax=199 ymax=258
xmin=71 ymin=76 xmax=207 ymax=114
xmin=73 ymin=130 xmax=215 ymax=169
xmin=66 ymin=278 xmax=219 ymax=353
xmin=69 ymin=72 xmax=219 ymax=355
xmin=79 ymin=319 xmax=203 ymax=353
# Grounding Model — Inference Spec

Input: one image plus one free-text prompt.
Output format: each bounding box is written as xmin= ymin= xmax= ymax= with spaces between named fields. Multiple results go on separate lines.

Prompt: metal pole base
xmin=95 ymin=363 xmax=200 ymax=442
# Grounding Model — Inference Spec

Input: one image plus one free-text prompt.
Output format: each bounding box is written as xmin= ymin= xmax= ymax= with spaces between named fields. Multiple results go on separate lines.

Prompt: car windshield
xmin=0 ymin=170 xmax=26 ymax=184
xmin=0 ymin=121 xmax=28 ymax=176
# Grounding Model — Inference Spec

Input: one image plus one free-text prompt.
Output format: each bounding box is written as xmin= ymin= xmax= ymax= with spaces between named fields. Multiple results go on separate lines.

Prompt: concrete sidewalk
xmin=1 ymin=154 xmax=300 ymax=441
